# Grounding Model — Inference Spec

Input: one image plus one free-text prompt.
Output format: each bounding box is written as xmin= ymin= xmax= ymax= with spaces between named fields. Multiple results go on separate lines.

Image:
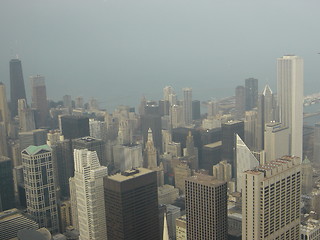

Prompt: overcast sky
xmin=1 ymin=0 xmax=319 ymax=110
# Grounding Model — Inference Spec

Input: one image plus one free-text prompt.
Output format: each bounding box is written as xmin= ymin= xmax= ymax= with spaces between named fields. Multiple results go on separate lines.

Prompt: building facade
xmin=242 ymin=156 xmax=301 ymax=240
xmin=21 ymin=145 xmax=59 ymax=234
xmin=185 ymin=174 xmax=228 ymax=240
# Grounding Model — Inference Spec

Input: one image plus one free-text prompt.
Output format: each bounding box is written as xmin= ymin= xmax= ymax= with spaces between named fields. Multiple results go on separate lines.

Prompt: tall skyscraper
xmin=222 ymin=120 xmax=244 ymax=176
xmin=313 ymin=123 xmax=320 ymax=166
xmin=69 ymin=149 xmax=108 ymax=240
xmin=183 ymin=88 xmax=192 ymax=125
xmin=21 ymin=145 xmax=59 ymax=234
xmin=235 ymin=85 xmax=245 ymax=119
xmin=245 ymin=77 xmax=258 ymax=111
xmin=104 ymin=168 xmax=160 ymax=240
xmin=256 ymin=85 xmax=277 ymax=151
xmin=185 ymin=174 xmax=227 ymax=240
xmin=0 ymin=156 xmax=15 ymax=211
xmin=277 ymin=55 xmax=303 ymax=159
xmin=18 ymin=99 xmax=35 ymax=132
xmin=144 ymin=128 xmax=157 ymax=169
xmin=242 ymin=156 xmax=301 ymax=239
xmin=235 ymin=134 xmax=259 ymax=192
xmin=72 ymin=136 xmax=107 ymax=166
xmin=10 ymin=59 xmax=26 ymax=117
xmin=192 ymin=100 xmax=200 ymax=120
xmin=264 ymin=122 xmax=289 ymax=163
xmin=30 ymin=75 xmax=48 ymax=127
xmin=0 ymin=82 xmax=10 ymax=130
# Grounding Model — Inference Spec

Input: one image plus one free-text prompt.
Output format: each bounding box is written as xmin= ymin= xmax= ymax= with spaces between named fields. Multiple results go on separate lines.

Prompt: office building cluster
xmin=0 ymin=55 xmax=317 ymax=240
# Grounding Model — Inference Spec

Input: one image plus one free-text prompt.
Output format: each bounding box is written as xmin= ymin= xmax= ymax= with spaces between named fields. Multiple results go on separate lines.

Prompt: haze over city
xmin=1 ymin=0 xmax=320 ymax=110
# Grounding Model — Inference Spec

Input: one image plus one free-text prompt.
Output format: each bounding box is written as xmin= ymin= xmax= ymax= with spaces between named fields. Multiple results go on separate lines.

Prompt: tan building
xmin=58 ymin=200 xmax=72 ymax=234
xmin=174 ymin=162 xmax=191 ymax=194
xmin=176 ymin=215 xmax=186 ymax=240
xmin=242 ymin=156 xmax=301 ymax=240
xmin=158 ymin=184 xmax=179 ymax=205
xmin=185 ymin=175 xmax=227 ymax=240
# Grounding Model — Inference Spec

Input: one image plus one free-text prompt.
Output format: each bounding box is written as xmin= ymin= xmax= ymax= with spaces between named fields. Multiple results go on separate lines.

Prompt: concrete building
xmin=0 ymin=208 xmax=39 ymax=240
xmin=58 ymin=200 xmax=72 ymax=234
xmin=104 ymin=168 xmax=159 ymax=240
xmin=300 ymin=218 xmax=320 ymax=240
xmin=185 ymin=174 xmax=227 ymax=240
xmin=0 ymin=82 xmax=10 ymax=132
xmin=174 ymin=162 xmax=192 ymax=194
xmin=69 ymin=149 xmax=108 ymax=240
xmin=165 ymin=204 xmax=181 ymax=239
xmin=264 ymin=122 xmax=289 ymax=163
xmin=30 ymin=75 xmax=48 ymax=127
xmin=242 ymin=156 xmax=301 ymax=240
xmin=314 ymin=123 xmax=320 ymax=166
xmin=277 ymin=55 xmax=304 ymax=159
xmin=244 ymin=110 xmax=258 ymax=150
xmin=21 ymin=145 xmax=59 ymax=234
xmin=235 ymin=85 xmax=245 ymax=119
xmin=18 ymin=99 xmax=35 ymax=132
xmin=301 ymin=156 xmax=313 ymax=195
xmin=183 ymin=88 xmax=192 ymax=125
xmin=158 ymin=185 xmax=179 ymax=205
xmin=170 ymin=104 xmax=184 ymax=129
xmin=235 ymin=134 xmax=259 ymax=192
xmin=176 ymin=215 xmax=186 ymax=240
xmin=212 ymin=160 xmax=232 ymax=183
xmin=72 ymin=136 xmax=107 ymax=167
xmin=113 ymin=143 xmax=143 ymax=171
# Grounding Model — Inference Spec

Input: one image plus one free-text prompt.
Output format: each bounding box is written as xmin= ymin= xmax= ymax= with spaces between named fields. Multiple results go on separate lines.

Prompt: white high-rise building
xmin=183 ymin=88 xmax=192 ymax=125
xmin=277 ymin=55 xmax=303 ymax=159
xmin=235 ymin=134 xmax=259 ymax=192
xmin=264 ymin=122 xmax=290 ymax=163
xmin=242 ymin=156 xmax=301 ymax=240
xmin=70 ymin=149 xmax=108 ymax=240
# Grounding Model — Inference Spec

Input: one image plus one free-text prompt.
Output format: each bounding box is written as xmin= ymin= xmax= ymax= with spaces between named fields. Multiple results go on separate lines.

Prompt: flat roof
xmin=108 ymin=168 xmax=154 ymax=182
xmin=204 ymin=141 xmax=222 ymax=148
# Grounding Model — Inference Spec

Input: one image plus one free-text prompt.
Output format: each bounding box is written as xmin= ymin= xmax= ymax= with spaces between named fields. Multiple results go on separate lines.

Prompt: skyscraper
xmin=313 ymin=123 xmax=320 ymax=166
xmin=235 ymin=134 xmax=259 ymax=192
xmin=0 ymin=82 xmax=10 ymax=130
xmin=21 ymin=145 xmax=59 ymax=234
xmin=183 ymin=88 xmax=192 ymax=125
xmin=104 ymin=168 xmax=160 ymax=240
xmin=185 ymin=174 xmax=227 ymax=240
xmin=69 ymin=149 xmax=108 ymax=240
xmin=30 ymin=75 xmax=48 ymax=127
xmin=245 ymin=77 xmax=258 ymax=111
xmin=235 ymin=85 xmax=245 ymax=119
xmin=60 ymin=115 xmax=90 ymax=140
xmin=242 ymin=156 xmax=301 ymax=239
xmin=277 ymin=55 xmax=303 ymax=159
xmin=10 ymin=59 xmax=26 ymax=117
xmin=222 ymin=120 xmax=244 ymax=176
xmin=72 ymin=136 xmax=107 ymax=166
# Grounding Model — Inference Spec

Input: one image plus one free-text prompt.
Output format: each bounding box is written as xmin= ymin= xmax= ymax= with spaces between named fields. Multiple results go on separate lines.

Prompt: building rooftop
xmin=22 ymin=145 xmax=51 ymax=155
xmin=108 ymin=168 xmax=154 ymax=182
xmin=186 ymin=174 xmax=225 ymax=187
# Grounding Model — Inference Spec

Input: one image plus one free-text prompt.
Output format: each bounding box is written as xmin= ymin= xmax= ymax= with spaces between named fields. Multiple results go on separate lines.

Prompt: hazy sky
xmin=1 ymin=0 xmax=320 ymax=110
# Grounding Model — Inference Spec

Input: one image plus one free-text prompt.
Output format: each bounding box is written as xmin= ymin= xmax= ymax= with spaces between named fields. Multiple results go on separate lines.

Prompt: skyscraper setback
xmin=277 ymin=55 xmax=303 ymax=159
xmin=10 ymin=59 xmax=26 ymax=117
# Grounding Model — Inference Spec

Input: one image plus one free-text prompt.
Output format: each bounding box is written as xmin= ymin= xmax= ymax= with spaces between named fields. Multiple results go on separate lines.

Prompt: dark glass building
xmin=245 ymin=78 xmax=258 ymax=111
xmin=192 ymin=100 xmax=201 ymax=120
xmin=10 ymin=59 xmax=26 ymax=117
xmin=221 ymin=120 xmax=244 ymax=176
xmin=60 ymin=115 xmax=89 ymax=140
xmin=0 ymin=156 xmax=15 ymax=211
xmin=104 ymin=168 xmax=160 ymax=240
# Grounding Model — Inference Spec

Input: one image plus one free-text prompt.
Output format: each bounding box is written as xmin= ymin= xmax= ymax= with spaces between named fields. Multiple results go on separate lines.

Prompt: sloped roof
xmin=22 ymin=145 xmax=52 ymax=155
